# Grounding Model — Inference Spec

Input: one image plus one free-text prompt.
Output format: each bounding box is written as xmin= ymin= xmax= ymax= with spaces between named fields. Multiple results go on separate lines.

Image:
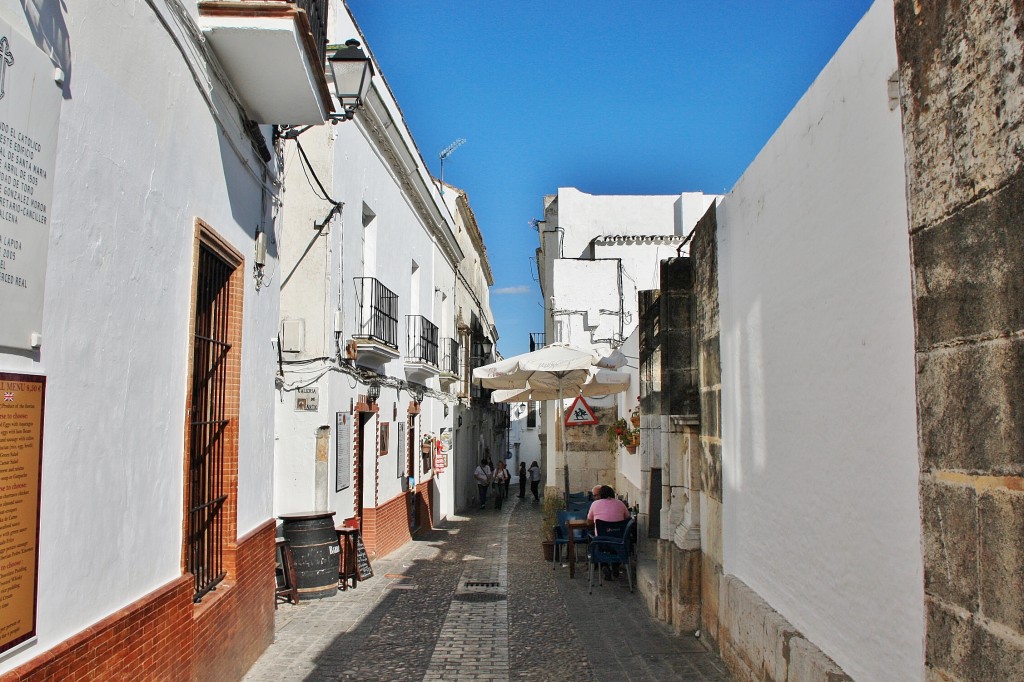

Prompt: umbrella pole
xmin=559 ymin=385 xmax=570 ymax=505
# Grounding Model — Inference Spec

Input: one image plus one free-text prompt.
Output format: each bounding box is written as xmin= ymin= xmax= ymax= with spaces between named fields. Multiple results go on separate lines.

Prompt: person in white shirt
xmin=473 ymin=458 xmax=493 ymax=510
xmin=528 ymin=461 xmax=541 ymax=502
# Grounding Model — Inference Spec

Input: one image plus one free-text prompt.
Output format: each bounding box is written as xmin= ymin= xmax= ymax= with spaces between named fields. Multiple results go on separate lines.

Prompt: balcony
xmin=352 ymin=277 xmax=399 ymax=368
xmin=198 ymin=0 xmax=334 ymax=125
xmin=530 ymin=332 xmax=545 ymax=352
xmin=439 ymin=337 xmax=460 ymax=390
xmin=404 ymin=315 xmax=439 ymax=383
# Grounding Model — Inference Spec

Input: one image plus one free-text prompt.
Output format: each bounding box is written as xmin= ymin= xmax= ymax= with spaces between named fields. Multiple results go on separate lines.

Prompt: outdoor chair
xmin=587 ymin=518 xmax=636 ymax=594
xmin=567 ymin=499 xmax=592 ymax=515
xmin=552 ymin=509 xmax=589 ymax=569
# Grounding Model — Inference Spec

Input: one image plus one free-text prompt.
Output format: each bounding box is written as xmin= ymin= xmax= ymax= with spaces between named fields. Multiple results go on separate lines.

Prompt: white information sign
xmin=0 ymin=21 xmax=62 ymax=351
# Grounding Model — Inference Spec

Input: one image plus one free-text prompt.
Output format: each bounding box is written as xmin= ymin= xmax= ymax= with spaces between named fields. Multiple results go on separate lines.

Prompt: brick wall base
xmin=362 ymin=480 xmax=437 ymax=559
xmin=1 ymin=520 xmax=275 ymax=682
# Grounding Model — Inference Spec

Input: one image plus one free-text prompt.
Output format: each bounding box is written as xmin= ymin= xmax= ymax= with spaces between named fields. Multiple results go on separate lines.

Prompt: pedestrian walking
xmin=528 ymin=460 xmax=541 ymax=502
xmin=518 ymin=462 xmax=527 ymax=498
xmin=493 ymin=461 xmax=510 ymax=509
xmin=502 ymin=458 xmax=512 ymax=499
xmin=474 ymin=458 xmax=492 ymax=510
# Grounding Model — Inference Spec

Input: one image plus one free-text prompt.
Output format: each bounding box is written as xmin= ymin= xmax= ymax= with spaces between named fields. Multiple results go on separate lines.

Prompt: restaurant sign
xmin=0 ymin=373 xmax=44 ymax=654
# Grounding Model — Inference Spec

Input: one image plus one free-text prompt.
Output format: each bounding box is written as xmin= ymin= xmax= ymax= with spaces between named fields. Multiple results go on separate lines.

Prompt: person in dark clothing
xmin=518 ymin=462 xmax=527 ymax=498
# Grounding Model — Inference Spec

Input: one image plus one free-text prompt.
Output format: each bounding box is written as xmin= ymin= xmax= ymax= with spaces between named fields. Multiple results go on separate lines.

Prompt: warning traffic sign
xmin=564 ymin=396 xmax=598 ymax=426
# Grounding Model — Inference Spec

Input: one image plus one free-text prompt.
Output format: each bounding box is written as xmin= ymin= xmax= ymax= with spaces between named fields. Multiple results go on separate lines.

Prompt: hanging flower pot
xmin=630 ymin=414 xmax=640 ymax=428
xmin=625 ymin=443 xmax=638 ymax=454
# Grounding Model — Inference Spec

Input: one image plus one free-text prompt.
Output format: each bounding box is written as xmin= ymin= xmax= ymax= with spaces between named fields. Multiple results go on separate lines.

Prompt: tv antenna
xmin=438 ymin=138 xmax=466 ymax=191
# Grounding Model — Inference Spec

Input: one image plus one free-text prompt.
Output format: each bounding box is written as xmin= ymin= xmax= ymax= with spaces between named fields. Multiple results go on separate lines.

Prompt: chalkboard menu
xmin=355 ymin=535 xmax=373 ymax=581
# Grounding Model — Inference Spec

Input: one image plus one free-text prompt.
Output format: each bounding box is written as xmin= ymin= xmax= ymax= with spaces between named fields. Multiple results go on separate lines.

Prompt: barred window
xmin=186 ymin=226 xmax=242 ymax=602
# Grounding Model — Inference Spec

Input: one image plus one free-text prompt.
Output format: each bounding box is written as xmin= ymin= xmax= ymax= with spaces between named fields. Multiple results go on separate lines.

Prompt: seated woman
xmin=587 ymin=485 xmax=630 ymax=524
xmin=587 ymin=485 xmax=631 ymax=579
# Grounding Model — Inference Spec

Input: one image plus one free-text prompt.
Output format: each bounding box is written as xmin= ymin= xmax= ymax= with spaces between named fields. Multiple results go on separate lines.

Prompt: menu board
xmin=0 ymin=373 xmax=43 ymax=653
xmin=335 ymin=412 xmax=350 ymax=492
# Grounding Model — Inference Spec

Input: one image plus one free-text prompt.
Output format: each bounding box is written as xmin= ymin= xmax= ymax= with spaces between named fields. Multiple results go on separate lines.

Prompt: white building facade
xmin=0 ymin=0 xmax=332 ymax=677
xmin=535 ymin=188 xmax=719 ymax=500
xmin=273 ymin=5 xmax=502 ymax=557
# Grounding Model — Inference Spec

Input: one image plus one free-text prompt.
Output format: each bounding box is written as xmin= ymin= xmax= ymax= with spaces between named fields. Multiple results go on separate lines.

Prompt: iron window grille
xmin=530 ymin=332 xmax=545 ymax=352
xmin=353 ymin=277 xmax=399 ymax=349
xmin=406 ymin=315 xmax=439 ymax=366
xmin=187 ymin=244 xmax=233 ymax=602
xmin=442 ymin=337 xmax=460 ymax=375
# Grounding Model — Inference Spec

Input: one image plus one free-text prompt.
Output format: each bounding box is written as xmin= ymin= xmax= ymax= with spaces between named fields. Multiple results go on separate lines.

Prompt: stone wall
xmin=638 ymin=261 xmax=704 ymax=635
xmin=895 ymin=1 xmax=1024 ymax=678
xmin=692 ymin=203 xmax=724 ymax=648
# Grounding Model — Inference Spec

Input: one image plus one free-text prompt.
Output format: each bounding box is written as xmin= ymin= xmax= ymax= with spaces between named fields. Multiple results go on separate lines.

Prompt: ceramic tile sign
xmin=294 ymin=387 xmax=319 ymax=412
xmin=0 ymin=21 xmax=62 ymax=352
xmin=0 ymin=373 xmax=44 ymax=654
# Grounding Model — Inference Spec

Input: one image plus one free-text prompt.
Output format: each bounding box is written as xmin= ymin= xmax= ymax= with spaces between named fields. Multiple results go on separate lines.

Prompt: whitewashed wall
xmin=0 ymin=0 xmax=278 ymax=671
xmin=716 ymin=2 xmax=923 ymax=680
xmin=274 ymin=6 xmax=465 ymax=526
xmin=544 ymin=189 xmax=714 ymax=496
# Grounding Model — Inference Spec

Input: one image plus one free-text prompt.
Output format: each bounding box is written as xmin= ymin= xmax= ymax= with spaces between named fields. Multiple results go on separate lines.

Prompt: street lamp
xmin=479 ymin=337 xmax=493 ymax=361
xmin=328 ymin=39 xmax=374 ymax=121
xmin=366 ymin=381 xmax=380 ymax=405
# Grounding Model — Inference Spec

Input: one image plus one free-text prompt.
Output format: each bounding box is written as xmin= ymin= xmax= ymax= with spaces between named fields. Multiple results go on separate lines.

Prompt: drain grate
xmin=454 ymin=593 xmax=506 ymax=603
xmin=464 ymin=581 xmax=500 ymax=588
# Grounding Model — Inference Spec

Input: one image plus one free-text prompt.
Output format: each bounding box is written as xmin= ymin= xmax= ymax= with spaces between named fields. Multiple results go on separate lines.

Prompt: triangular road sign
xmin=564 ymin=395 xmax=598 ymax=427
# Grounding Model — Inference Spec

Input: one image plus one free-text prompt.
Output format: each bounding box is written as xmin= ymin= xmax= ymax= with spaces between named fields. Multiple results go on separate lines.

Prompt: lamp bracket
xmin=315 ymin=201 xmax=344 ymax=231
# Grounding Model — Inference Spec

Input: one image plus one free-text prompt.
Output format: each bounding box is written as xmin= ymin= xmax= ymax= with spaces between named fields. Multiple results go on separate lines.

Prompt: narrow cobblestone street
xmin=244 ymin=496 xmax=732 ymax=681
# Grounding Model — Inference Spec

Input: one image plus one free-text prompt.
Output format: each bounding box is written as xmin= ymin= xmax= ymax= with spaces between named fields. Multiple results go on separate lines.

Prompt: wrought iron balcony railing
xmin=294 ymin=0 xmax=329 ymax=66
xmin=406 ymin=315 xmax=439 ymax=366
xmin=442 ymin=337 xmax=460 ymax=375
xmin=530 ymin=332 xmax=545 ymax=352
xmin=354 ymin=277 xmax=398 ymax=349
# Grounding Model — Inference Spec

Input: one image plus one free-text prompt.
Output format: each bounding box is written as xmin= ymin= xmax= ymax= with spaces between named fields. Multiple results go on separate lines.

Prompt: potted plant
xmin=629 ymin=396 xmax=641 ymax=428
xmin=610 ymin=418 xmax=639 ymax=454
xmin=540 ymin=495 xmax=565 ymax=560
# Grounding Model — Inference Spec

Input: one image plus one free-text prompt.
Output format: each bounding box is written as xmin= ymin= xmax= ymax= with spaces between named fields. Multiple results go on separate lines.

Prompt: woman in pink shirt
xmin=587 ymin=485 xmax=631 ymax=580
xmin=587 ymin=485 xmax=630 ymax=524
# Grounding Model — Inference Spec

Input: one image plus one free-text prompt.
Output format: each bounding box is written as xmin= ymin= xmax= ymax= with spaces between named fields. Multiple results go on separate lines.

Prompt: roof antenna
xmin=438 ymin=138 xmax=466 ymax=193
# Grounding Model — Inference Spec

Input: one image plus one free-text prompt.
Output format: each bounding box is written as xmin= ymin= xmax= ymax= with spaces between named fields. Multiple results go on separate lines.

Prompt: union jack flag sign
xmin=2 ymin=392 xmax=13 ymax=401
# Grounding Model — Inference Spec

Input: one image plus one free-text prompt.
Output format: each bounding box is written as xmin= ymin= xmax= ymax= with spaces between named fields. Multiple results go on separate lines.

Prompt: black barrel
xmin=279 ymin=511 xmax=339 ymax=600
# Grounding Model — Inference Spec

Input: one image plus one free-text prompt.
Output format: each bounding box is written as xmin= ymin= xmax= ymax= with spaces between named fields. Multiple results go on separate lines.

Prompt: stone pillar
xmin=895 ymin=2 xmax=1024 ymax=678
xmin=692 ymin=203 xmax=724 ymax=647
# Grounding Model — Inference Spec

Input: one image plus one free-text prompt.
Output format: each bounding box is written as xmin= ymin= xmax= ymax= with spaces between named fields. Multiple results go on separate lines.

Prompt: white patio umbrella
xmin=473 ymin=343 xmax=629 ymax=500
xmin=489 ymin=366 xmax=630 ymax=403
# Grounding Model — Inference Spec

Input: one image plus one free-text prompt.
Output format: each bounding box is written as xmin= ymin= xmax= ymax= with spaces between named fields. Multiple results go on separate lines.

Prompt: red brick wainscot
xmin=361 ymin=478 xmax=437 ymax=558
xmin=1 ymin=520 xmax=275 ymax=682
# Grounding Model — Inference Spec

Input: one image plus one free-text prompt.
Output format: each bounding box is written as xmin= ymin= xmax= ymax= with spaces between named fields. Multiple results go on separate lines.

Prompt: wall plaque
xmin=0 ymin=373 xmax=43 ymax=654
xmin=0 ymin=22 xmax=62 ymax=351
xmin=294 ymin=387 xmax=318 ymax=412
xmin=335 ymin=412 xmax=350 ymax=492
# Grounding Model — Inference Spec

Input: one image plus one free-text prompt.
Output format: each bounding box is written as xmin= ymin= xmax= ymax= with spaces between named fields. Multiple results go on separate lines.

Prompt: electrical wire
xmin=295 ymin=138 xmax=338 ymax=205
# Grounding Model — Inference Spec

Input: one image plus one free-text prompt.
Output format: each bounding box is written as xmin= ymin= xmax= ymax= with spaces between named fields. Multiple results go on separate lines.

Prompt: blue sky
xmin=345 ymin=1 xmax=875 ymax=358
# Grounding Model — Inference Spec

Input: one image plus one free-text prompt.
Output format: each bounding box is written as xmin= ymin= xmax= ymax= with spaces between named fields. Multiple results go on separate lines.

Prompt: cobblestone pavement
xmin=243 ymin=496 xmax=732 ymax=681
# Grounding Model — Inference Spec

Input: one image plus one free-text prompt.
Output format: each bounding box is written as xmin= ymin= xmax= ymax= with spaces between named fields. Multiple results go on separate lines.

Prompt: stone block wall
xmin=692 ymin=203 xmax=724 ymax=647
xmin=895 ymin=1 xmax=1024 ymax=678
xmin=718 ymin=576 xmax=851 ymax=682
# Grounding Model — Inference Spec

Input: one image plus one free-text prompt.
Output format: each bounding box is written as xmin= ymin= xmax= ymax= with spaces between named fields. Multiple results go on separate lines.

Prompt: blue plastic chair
xmin=552 ymin=510 xmax=589 ymax=569
xmin=587 ymin=518 xmax=636 ymax=594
